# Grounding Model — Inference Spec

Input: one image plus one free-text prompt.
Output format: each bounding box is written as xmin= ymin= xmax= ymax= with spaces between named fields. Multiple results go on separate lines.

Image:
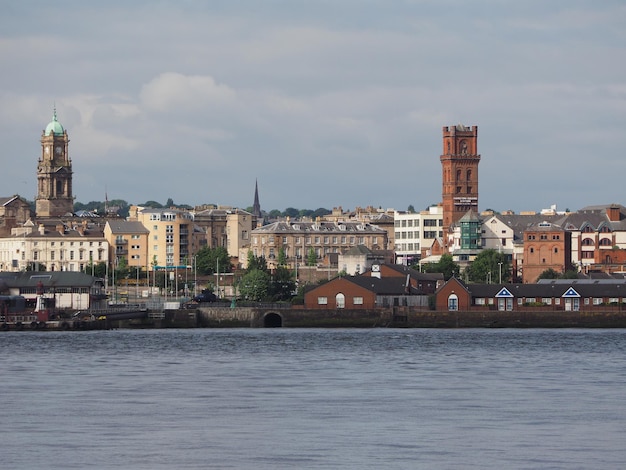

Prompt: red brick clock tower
xmin=440 ymin=124 xmax=480 ymax=245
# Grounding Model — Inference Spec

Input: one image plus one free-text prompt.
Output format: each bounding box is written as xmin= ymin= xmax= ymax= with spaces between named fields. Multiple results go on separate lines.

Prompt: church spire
xmin=252 ymin=179 xmax=261 ymax=218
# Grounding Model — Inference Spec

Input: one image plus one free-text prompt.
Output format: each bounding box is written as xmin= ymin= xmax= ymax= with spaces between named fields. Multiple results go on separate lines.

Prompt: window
xmin=336 ymin=293 xmax=345 ymax=309
xmin=447 ymin=294 xmax=458 ymax=311
xmin=353 ymin=296 xmax=363 ymax=305
xmin=317 ymin=296 xmax=328 ymax=305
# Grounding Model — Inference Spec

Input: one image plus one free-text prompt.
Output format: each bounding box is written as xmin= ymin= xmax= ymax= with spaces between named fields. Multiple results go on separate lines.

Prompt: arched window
xmin=466 ymin=169 xmax=472 ymax=181
xmin=599 ymin=238 xmax=612 ymax=246
xmin=456 ymin=169 xmax=461 ymax=182
xmin=336 ymin=293 xmax=345 ymax=309
xmin=447 ymin=293 xmax=458 ymax=311
xmin=582 ymin=238 xmax=594 ymax=246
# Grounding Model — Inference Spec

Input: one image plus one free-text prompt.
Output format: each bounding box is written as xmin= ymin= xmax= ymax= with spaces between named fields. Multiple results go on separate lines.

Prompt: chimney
xmin=607 ymin=205 xmax=621 ymax=222
xmin=38 ymin=224 xmax=46 ymax=235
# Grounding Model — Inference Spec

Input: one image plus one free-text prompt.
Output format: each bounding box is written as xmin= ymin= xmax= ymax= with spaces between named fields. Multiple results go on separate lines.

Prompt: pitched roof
xmin=0 ymin=271 xmax=103 ymax=289
xmin=344 ymin=275 xmax=421 ymax=295
xmin=106 ymin=220 xmax=149 ymax=234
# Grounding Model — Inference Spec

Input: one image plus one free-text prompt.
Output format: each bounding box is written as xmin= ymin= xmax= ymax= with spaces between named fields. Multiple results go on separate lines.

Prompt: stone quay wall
xmin=195 ymin=306 xmax=626 ymax=328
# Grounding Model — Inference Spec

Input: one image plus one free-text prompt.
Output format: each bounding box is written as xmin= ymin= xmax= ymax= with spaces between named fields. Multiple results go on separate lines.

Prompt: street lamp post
xmin=498 ymin=262 xmax=503 ymax=284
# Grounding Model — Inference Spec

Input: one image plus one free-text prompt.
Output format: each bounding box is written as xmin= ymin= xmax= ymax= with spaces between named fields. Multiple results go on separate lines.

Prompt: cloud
xmin=140 ymin=73 xmax=236 ymax=112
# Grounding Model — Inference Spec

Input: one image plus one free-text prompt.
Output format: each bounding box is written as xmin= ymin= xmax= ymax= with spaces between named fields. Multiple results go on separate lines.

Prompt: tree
xmin=537 ymin=268 xmax=560 ymax=280
xmin=196 ymin=246 xmax=231 ymax=275
xmin=269 ymin=266 xmax=296 ymax=301
xmin=277 ymin=247 xmax=287 ymax=266
xmin=165 ymin=198 xmax=174 ymax=207
xmin=246 ymin=251 xmax=268 ymax=273
xmin=92 ymin=262 xmax=107 ymax=278
xmin=306 ymin=247 xmax=317 ymax=266
xmin=284 ymin=207 xmax=299 ymax=218
xmin=561 ymin=269 xmax=579 ymax=279
xmin=115 ymin=256 xmax=130 ymax=281
xmin=421 ymin=253 xmax=460 ymax=280
xmin=464 ymin=249 xmax=510 ymax=283
xmin=407 ymin=205 xmax=415 ymax=213
xmin=238 ymin=269 xmax=270 ymax=301
xmin=142 ymin=200 xmax=163 ymax=208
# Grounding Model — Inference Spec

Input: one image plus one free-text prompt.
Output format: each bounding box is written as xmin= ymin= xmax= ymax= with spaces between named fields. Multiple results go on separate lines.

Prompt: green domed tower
xmin=36 ymin=108 xmax=74 ymax=217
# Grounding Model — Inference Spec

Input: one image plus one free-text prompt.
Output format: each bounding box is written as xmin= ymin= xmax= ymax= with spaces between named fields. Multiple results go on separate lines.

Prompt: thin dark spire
xmin=252 ymin=179 xmax=261 ymax=218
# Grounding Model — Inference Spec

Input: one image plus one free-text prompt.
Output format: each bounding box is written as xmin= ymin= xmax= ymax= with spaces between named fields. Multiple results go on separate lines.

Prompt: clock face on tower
xmin=55 ymin=146 xmax=62 ymax=155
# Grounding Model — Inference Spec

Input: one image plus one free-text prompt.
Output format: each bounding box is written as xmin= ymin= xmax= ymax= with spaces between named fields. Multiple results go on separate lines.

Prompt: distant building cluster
xmin=1 ymin=112 xmax=626 ymax=287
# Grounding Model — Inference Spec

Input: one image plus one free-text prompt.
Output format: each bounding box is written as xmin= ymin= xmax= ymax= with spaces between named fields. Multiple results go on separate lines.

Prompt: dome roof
xmin=44 ymin=109 xmax=64 ymax=136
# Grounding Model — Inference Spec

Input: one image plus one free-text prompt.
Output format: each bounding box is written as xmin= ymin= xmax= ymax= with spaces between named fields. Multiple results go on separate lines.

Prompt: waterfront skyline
xmin=1 ymin=1 xmax=625 ymax=214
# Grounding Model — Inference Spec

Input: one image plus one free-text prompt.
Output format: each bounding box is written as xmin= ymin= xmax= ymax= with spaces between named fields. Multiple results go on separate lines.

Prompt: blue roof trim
xmin=496 ymin=287 xmax=514 ymax=297
xmin=563 ymin=287 xmax=580 ymax=298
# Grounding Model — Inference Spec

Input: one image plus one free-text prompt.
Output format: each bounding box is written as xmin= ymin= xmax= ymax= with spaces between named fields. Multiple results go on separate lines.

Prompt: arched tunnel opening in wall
xmin=263 ymin=312 xmax=283 ymax=328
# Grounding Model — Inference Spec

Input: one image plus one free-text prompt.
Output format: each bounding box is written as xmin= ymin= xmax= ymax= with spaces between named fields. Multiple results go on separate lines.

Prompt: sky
xmin=1 ymin=1 xmax=625 ymax=215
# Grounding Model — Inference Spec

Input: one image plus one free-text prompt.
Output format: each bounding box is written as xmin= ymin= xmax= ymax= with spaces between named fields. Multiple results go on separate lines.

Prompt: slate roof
xmin=106 ymin=220 xmax=149 ymax=234
xmin=343 ymin=275 xmax=421 ymax=295
xmin=458 ymin=280 xmax=626 ymax=299
xmin=253 ymin=221 xmax=386 ymax=234
xmin=0 ymin=271 xmax=104 ymax=290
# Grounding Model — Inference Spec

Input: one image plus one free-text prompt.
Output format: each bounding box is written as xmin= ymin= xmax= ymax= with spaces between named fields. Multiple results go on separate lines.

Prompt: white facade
xmin=0 ymin=223 xmax=108 ymax=272
xmin=394 ymin=205 xmax=444 ymax=264
xmin=480 ymin=216 xmax=516 ymax=254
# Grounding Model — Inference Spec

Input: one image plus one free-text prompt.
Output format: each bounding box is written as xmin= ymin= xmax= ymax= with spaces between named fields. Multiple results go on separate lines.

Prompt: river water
xmin=1 ymin=328 xmax=625 ymax=469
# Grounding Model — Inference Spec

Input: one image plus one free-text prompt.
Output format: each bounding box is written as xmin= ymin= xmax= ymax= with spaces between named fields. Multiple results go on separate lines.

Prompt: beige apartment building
xmin=129 ymin=206 xmax=202 ymax=270
xmin=323 ymin=206 xmax=394 ymax=249
xmin=250 ymin=220 xmax=388 ymax=271
xmin=192 ymin=206 xmax=255 ymax=262
xmin=103 ymin=220 xmax=150 ymax=272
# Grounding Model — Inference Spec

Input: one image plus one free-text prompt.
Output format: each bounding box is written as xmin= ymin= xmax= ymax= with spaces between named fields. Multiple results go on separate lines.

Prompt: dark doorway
xmin=263 ymin=312 xmax=282 ymax=328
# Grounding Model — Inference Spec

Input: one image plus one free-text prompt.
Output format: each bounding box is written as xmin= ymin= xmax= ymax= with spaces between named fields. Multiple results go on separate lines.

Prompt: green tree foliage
xmin=284 ymin=207 xmax=299 ymax=218
xmin=463 ymin=249 xmax=510 ymax=283
xmin=407 ymin=205 xmax=415 ymax=213
xmin=537 ymin=268 xmax=560 ymax=280
xmin=195 ymin=246 xmax=231 ymax=275
xmin=306 ymin=247 xmax=317 ymax=266
xmin=114 ymin=256 xmax=130 ymax=281
xmin=91 ymin=262 xmax=107 ymax=278
xmin=26 ymin=262 xmax=47 ymax=272
xmin=246 ymin=251 xmax=268 ymax=273
xmin=420 ymin=253 xmax=460 ymax=280
xmin=277 ymin=247 xmax=287 ymax=266
xmin=269 ymin=266 xmax=296 ymax=301
xmin=561 ymin=269 xmax=579 ymax=279
xmin=141 ymin=200 xmax=163 ymax=208
xmin=238 ymin=269 xmax=270 ymax=301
